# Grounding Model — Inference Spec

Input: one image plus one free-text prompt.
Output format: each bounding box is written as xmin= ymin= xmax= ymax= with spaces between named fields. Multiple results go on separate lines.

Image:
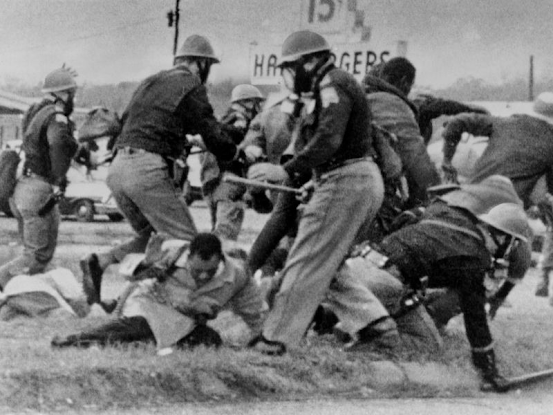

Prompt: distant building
xmin=0 ymin=90 xmax=88 ymax=147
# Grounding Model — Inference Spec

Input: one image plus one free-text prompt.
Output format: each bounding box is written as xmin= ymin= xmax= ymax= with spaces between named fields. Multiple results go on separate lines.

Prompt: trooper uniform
xmin=252 ymin=31 xmax=384 ymax=350
xmin=0 ymin=69 xmax=78 ymax=288
xmin=201 ymin=85 xmax=264 ymax=244
xmin=81 ymin=35 xmax=245 ymax=307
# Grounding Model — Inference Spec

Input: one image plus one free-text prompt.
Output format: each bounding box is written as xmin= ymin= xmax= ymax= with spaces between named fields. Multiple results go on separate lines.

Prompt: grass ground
xmin=1 ymin=207 xmax=553 ymax=412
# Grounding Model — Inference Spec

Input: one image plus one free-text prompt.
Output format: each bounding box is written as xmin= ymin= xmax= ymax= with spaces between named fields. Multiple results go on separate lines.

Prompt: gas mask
xmin=197 ymin=59 xmax=212 ymax=84
xmin=483 ymin=232 xmax=519 ymax=296
xmin=280 ymin=61 xmax=312 ymax=95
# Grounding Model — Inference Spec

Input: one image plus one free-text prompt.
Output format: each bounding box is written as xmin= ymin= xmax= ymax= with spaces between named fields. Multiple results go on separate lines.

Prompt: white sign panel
xmin=301 ymin=0 xmax=348 ymax=34
xmin=249 ymin=42 xmax=392 ymax=85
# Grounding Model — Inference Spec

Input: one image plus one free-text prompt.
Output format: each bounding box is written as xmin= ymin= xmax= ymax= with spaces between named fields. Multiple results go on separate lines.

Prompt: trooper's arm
xmin=180 ymin=85 xmax=241 ymax=163
xmin=47 ymin=114 xmax=79 ymax=188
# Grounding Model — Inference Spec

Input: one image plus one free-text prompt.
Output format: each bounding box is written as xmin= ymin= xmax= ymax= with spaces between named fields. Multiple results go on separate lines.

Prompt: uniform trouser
xmin=263 ymin=159 xmax=384 ymax=348
xmin=0 ymin=176 xmax=59 ymax=288
xmin=105 ymin=150 xmax=198 ymax=265
xmin=204 ymin=179 xmax=246 ymax=242
xmin=323 ymin=256 xmax=443 ymax=351
xmin=247 ymin=181 xmax=300 ymax=274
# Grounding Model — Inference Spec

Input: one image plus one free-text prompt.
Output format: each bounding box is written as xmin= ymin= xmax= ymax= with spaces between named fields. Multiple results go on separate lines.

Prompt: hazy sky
xmin=1 ymin=0 xmax=552 ymax=89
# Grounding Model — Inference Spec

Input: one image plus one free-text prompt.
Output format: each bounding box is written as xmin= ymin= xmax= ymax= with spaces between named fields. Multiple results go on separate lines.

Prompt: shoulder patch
xmin=320 ymin=87 xmax=340 ymax=108
xmin=55 ymin=114 xmax=68 ymax=124
xmin=320 ymin=74 xmax=332 ymax=87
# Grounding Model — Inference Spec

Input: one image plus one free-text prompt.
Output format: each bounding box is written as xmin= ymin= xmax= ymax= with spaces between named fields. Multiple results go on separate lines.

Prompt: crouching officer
xmin=317 ymin=177 xmax=530 ymax=393
xmin=0 ymin=66 xmax=78 ymax=289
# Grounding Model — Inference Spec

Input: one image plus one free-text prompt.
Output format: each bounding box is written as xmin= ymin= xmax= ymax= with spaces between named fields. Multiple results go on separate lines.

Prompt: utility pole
xmin=529 ymin=55 xmax=534 ymax=102
xmin=167 ymin=0 xmax=181 ymax=56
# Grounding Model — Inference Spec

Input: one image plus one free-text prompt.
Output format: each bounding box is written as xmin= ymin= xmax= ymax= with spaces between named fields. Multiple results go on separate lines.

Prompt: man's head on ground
xmin=379 ymin=57 xmax=416 ymax=96
xmin=174 ymin=34 xmax=220 ymax=84
xmin=42 ymin=65 xmax=78 ymax=115
xmin=188 ymin=233 xmax=224 ymax=285
xmin=277 ymin=30 xmax=333 ymax=94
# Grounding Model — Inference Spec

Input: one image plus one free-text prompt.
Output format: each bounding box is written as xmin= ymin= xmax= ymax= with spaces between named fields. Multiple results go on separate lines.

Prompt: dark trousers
xmin=60 ymin=316 xmax=222 ymax=348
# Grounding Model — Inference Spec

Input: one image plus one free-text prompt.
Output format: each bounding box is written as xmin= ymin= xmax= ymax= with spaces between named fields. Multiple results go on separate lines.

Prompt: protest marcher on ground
xmin=441 ymin=91 xmax=553 ymax=301
xmin=52 ymin=234 xmax=265 ymax=352
xmin=201 ymin=84 xmax=265 ymax=248
xmin=80 ymin=34 xmax=246 ymax=307
xmin=0 ymin=66 xmax=79 ymax=289
xmin=247 ymin=30 xmax=384 ymax=355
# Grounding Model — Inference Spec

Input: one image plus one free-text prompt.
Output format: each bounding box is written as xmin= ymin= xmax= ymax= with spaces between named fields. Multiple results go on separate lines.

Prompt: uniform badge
xmin=55 ymin=114 xmax=68 ymax=124
xmin=320 ymin=74 xmax=331 ymax=87
xmin=320 ymin=87 xmax=339 ymax=108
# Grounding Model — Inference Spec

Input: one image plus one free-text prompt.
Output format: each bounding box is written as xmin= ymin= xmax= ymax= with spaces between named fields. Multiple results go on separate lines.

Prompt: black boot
xmin=311 ymin=305 xmax=339 ymax=336
xmin=472 ymin=349 xmax=510 ymax=393
xmin=80 ymin=253 xmax=103 ymax=305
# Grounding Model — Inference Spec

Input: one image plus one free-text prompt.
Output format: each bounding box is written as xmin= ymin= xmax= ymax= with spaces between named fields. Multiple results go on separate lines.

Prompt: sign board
xmin=300 ymin=0 xmax=349 ymax=34
xmin=249 ymin=42 xmax=391 ymax=85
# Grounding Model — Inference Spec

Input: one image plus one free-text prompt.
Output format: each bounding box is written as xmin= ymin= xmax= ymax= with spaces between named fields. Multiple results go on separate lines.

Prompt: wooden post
xmin=529 ymin=55 xmax=534 ymax=102
xmin=172 ymin=0 xmax=181 ymax=56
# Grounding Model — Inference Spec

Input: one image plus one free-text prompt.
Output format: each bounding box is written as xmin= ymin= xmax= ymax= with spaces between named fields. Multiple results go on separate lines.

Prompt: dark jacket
xmin=22 ymin=97 xmax=78 ymax=187
xmin=116 ymin=65 xmax=239 ymax=163
xmin=364 ymin=76 xmax=440 ymax=207
xmin=283 ymin=64 xmax=373 ymax=178
xmin=379 ymin=201 xmax=492 ymax=350
xmin=442 ymin=113 xmax=553 ymax=208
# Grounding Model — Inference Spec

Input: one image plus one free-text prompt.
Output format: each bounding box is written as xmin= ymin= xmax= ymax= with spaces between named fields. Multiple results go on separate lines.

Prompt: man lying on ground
xmin=51 ymin=233 xmax=266 ymax=353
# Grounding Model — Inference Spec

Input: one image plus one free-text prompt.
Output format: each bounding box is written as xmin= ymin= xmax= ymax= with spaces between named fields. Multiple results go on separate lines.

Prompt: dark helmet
xmin=42 ymin=67 xmax=77 ymax=93
xmin=175 ymin=34 xmax=220 ymax=63
xmin=231 ymin=84 xmax=264 ymax=103
xmin=278 ymin=30 xmax=330 ymax=67
xmin=478 ymin=203 xmax=531 ymax=242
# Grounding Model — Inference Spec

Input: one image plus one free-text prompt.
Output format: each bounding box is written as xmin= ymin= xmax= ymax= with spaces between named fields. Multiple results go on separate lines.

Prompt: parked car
xmin=60 ymin=179 xmax=124 ymax=222
xmin=55 ymin=166 xmax=122 ymax=222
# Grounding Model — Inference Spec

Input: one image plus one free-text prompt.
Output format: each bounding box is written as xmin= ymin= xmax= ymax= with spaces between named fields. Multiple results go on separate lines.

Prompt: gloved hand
xmin=248 ymin=163 xmax=289 ymax=183
xmin=472 ymin=349 xmax=510 ymax=392
xmin=243 ymin=145 xmax=264 ymax=163
xmin=441 ymin=161 xmax=459 ymax=184
xmin=297 ymin=180 xmax=315 ymax=204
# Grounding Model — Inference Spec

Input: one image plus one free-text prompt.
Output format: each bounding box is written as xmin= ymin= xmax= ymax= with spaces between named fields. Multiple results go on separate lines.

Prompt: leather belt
xmin=117 ymin=146 xmax=147 ymax=155
xmin=23 ymin=168 xmax=50 ymax=183
xmin=315 ymin=156 xmax=373 ymax=176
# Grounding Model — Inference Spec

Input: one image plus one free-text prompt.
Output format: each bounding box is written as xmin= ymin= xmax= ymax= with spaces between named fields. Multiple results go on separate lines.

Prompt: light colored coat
xmin=120 ymin=251 xmax=265 ymax=349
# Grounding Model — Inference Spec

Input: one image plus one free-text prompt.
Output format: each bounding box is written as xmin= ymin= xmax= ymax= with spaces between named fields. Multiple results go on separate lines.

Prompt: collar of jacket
xmin=364 ymin=75 xmax=419 ymax=117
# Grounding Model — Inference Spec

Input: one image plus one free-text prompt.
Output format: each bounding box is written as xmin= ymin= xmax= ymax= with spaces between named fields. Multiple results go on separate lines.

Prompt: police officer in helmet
xmin=0 ymin=66 xmax=79 ymax=289
xmin=80 ymin=34 xmax=245 ymax=309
